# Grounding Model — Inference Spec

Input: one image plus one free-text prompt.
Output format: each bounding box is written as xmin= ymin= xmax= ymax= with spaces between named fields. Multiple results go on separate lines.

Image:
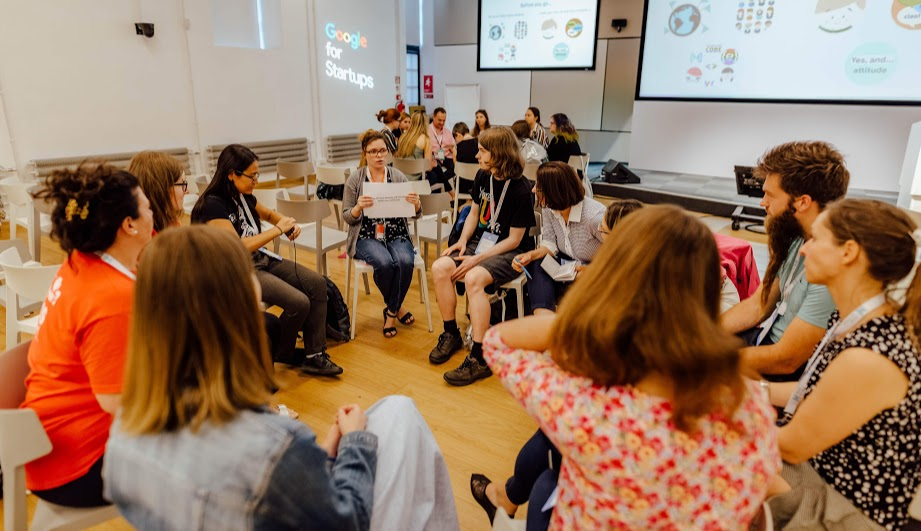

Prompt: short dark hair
xmin=453 ymin=122 xmax=470 ymax=137
xmin=511 ymin=120 xmax=531 ymax=141
xmin=536 ymin=162 xmax=584 ymax=211
xmin=33 ymin=162 xmax=140 ymax=255
xmin=604 ymin=199 xmax=645 ymax=230
xmin=433 ymin=107 xmax=446 ymax=116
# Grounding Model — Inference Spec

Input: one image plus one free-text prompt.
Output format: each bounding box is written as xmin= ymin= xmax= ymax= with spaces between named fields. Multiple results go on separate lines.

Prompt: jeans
xmin=355 ymin=237 xmax=415 ymax=314
xmin=525 ymin=253 xmax=574 ymax=312
xmin=505 ymin=429 xmax=562 ymax=531
xmin=256 ymin=257 xmax=328 ymax=357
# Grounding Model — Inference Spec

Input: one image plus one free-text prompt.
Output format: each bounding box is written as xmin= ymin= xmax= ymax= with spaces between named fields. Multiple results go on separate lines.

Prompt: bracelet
xmin=275 ymin=225 xmax=283 ymax=236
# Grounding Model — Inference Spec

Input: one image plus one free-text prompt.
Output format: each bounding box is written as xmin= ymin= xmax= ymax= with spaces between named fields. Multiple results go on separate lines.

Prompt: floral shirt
xmin=483 ymin=328 xmax=780 ymax=530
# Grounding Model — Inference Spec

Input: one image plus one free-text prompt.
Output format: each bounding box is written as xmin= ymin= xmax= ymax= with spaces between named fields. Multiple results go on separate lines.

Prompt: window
xmin=406 ymin=45 xmax=420 ymax=106
xmin=211 ymin=0 xmax=281 ymax=50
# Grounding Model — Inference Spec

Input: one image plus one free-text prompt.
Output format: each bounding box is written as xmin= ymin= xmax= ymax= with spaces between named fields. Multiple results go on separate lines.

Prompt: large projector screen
xmin=637 ymin=0 xmax=921 ymax=104
xmin=477 ymin=0 xmax=601 ymax=71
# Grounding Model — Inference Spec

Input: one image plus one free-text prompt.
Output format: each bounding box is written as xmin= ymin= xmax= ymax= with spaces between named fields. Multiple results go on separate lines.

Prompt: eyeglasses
xmin=365 ymin=149 xmax=388 ymax=157
xmin=236 ymin=170 xmax=260 ymax=181
xmin=174 ymin=181 xmax=188 ymax=192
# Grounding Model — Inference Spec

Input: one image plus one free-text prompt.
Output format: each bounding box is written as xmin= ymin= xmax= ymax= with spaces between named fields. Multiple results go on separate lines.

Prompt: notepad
xmin=540 ymin=254 xmax=578 ymax=282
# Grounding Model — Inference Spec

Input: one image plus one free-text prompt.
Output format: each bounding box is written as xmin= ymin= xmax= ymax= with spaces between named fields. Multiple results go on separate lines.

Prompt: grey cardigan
xmin=342 ymin=166 xmax=422 ymax=257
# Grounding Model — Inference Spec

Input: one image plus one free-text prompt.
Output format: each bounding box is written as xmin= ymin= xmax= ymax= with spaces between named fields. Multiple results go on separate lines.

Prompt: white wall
xmin=631 ymin=102 xmax=921 ymax=192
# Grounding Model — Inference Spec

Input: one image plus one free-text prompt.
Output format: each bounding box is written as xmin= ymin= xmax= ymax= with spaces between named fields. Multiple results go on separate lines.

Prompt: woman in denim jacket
xmin=104 ymin=226 xmax=458 ymax=531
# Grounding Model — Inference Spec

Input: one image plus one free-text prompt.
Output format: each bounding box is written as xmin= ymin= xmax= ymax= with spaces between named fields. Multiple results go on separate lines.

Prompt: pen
xmin=514 ymin=257 xmax=532 ymax=279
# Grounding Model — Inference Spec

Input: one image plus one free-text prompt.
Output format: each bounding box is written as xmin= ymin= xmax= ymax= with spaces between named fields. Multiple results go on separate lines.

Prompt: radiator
xmin=325 ymin=134 xmax=362 ymax=163
xmin=30 ymin=148 xmax=192 ymax=180
xmin=205 ymin=138 xmax=310 ymax=175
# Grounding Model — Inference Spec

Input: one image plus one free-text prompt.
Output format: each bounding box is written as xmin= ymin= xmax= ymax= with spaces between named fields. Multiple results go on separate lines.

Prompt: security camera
xmin=135 ymin=23 xmax=154 ymax=38
xmin=611 ymin=19 xmax=627 ymax=32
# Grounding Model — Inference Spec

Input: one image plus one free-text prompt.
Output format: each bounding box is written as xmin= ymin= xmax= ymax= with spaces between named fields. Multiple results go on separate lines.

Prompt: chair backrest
xmin=0 ymin=240 xmax=31 ymax=271
xmin=195 ymin=174 xmax=211 ymax=193
xmin=251 ymin=189 xmax=280 ymax=211
xmin=392 ymin=157 xmax=428 ymax=176
xmin=455 ymin=162 xmax=480 ymax=182
xmin=316 ymin=165 xmax=348 ymax=186
xmin=0 ymin=341 xmax=32 ymax=409
xmin=32 ymin=187 xmax=55 ymax=216
xmin=0 ymin=407 xmax=53 ymax=531
xmin=0 ymin=249 xmax=60 ymax=302
xmin=276 ymin=159 xmax=312 ymax=181
xmin=0 ymin=178 xmax=34 ymax=208
xmin=530 ymin=210 xmax=542 ymax=243
xmin=276 ymin=197 xmax=332 ymax=225
xmin=523 ymin=163 xmax=539 ymax=181
xmin=420 ymin=192 xmax=452 ymax=217
xmin=408 ymin=180 xmax=432 ymax=195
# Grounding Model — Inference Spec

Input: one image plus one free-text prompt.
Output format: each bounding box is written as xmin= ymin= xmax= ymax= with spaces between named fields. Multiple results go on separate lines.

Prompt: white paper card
xmin=363 ymin=182 xmax=414 ymax=219
xmin=541 ymin=254 xmax=577 ymax=282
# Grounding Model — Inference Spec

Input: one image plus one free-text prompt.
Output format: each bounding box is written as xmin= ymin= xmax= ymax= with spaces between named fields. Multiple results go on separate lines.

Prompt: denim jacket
xmin=103 ymin=408 xmax=378 ymax=531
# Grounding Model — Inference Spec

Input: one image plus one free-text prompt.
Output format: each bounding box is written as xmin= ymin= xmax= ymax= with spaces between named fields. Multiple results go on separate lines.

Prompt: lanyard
xmin=783 ymin=292 xmax=888 ymax=416
xmin=96 ymin=252 xmax=136 ymax=281
xmin=237 ymin=193 xmax=260 ymax=234
xmin=489 ymin=177 xmax=511 ymax=233
xmin=755 ymin=254 xmax=804 ymax=346
xmin=433 ymin=126 xmax=444 ymax=148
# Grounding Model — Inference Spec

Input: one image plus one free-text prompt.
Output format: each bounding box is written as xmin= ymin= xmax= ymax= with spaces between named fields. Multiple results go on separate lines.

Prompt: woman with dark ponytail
xmin=20 ymin=162 xmax=153 ymax=507
xmin=765 ymin=199 xmax=921 ymax=530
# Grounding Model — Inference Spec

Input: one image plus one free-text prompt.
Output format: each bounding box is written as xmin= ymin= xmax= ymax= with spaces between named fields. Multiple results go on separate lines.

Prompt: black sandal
xmin=398 ymin=311 xmax=415 ymax=326
xmin=383 ymin=309 xmax=397 ymax=338
xmin=470 ymin=473 xmax=498 ymax=525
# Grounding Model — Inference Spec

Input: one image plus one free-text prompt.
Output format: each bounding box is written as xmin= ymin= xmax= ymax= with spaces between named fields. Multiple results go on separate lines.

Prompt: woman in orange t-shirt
xmin=20 ymin=163 xmax=153 ymax=507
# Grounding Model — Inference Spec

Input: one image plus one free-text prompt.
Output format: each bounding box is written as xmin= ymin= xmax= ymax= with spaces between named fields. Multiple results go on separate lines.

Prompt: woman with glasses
xmin=191 ymin=144 xmax=343 ymax=377
xmin=343 ymin=130 xmax=422 ymax=338
xmin=127 ymin=151 xmax=188 ymax=234
xmin=512 ymin=162 xmax=606 ymax=315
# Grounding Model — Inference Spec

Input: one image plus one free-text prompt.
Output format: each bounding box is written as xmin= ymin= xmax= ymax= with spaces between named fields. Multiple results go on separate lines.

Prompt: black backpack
xmin=325 ymin=278 xmax=351 ymax=342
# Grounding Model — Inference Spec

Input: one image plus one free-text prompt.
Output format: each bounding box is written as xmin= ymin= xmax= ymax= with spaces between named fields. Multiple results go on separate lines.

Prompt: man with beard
xmin=722 ymin=141 xmax=849 ymax=381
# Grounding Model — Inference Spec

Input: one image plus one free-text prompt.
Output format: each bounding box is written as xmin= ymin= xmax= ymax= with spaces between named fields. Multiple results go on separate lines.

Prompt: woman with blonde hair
xmin=765 ymin=199 xmax=921 ymax=530
xmin=395 ymin=111 xmax=433 ymax=181
xmin=127 ymin=151 xmax=188 ymax=233
xmin=342 ymin=130 xmax=422 ymax=337
xmin=103 ymin=225 xmax=459 ymax=530
xmin=483 ymin=205 xmax=779 ymax=529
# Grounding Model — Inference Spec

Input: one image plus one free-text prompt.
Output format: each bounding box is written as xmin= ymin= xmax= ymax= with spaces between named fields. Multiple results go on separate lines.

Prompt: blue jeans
xmin=355 ymin=237 xmax=416 ymax=314
xmin=525 ymin=253 xmax=574 ymax=312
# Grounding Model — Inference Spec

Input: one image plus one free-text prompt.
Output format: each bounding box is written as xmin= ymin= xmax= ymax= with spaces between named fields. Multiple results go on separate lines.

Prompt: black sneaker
xmin=443 ymin=356 xmax=492 ymax=386
xmin=429 ymin=331 xmax=462 ymax=365
xmin=299 ymin=352 xmax=343 ymax=376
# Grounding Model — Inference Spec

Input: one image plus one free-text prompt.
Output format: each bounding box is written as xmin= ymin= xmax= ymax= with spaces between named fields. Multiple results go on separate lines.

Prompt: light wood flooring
xmin=0 ymin=201 xmax=767 ymax=531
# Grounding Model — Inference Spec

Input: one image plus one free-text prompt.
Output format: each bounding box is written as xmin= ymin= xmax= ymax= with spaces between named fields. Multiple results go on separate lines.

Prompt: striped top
xmin=531 ymin=123 xmax=549 ymax=149
xmin=540 ymin=198 xmax=606 ymax=264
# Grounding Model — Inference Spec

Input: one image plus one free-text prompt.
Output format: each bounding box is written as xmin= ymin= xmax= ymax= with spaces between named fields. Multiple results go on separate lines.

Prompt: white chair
xmin=492 ymin=507 xmax=525 ymax=531
xmin=347 ymin=252 xmax=433 ymax=339
xmin=0 ymin=248 xmax=60 ymax=349
xmin=315 ymin=165 xmax=349 ymax=229
xmin=453 ymin=161 xmax=479 ymax=222
xmin=275 ymin=197 xmax=348 ymax=275
xmin=567 ymin=153 xmax=593 ymax=199
xmin=276 ymin=159 xmax=316 ymax=196
xmin=0 ymin=341 xmax=120 ymax=531
xmin=0 ymin=239 xmax=42 ymax=321
xmin=523 ymin=163 xmax=539 ymax=182
xmin=392 ymin=157 xmax=428 ymax=181
xmin=0 ymin=178 xmax=51 ymax=261
xmin=414 ymin=192 xmax=453 ymax=269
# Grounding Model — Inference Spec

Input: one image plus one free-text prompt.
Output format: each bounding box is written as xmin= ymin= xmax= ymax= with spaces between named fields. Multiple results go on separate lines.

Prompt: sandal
xmin=470 ymin=473 xmax=498 ymax=525
xmin=383 ymin=309 xmax=397 ymax=338
xmin=398 ymin=311 xmax=415 ymax=326
xmin=272 ymin=404 xmax=299 ymax=420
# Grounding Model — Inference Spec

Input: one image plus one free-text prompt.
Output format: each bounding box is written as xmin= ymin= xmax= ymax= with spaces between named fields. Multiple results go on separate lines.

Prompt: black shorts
xmin=449 ymin=239 xmax=522 ymax=290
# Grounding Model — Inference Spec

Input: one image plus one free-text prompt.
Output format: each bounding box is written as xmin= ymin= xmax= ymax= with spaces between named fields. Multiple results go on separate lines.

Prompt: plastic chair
xmin=347 ymin=253 xmax=433 ymax=339
xmin=276 ymin=159 xmax=315 ymax=196
xmin=492 ymin=507 xmax=526 ymax=531
xmin=0 ymin=342 xmax=120 ymax=531
xmin=275 ymin=197 xmax=348 ymax=275
xmin=0 ymin=248 xmax=59 ymax=349
xmin=567 ymin=153 xmax=593 ymax=198
xmin=315 ymin=165 xmax=349 ymax=229
xmin=0 ymin=240 xmax=42 ymax=319
xmin=453 ymin=162 xmax=479 ymax=222
xmin=414 ymin=192 xmax=453 ymax=269
xmin=523 ymin=163 xmax=539 ymax=181
xmin=392 ymin=157 xmax=428 ymax=180
xmin=0 ymin=178 xmax=51 ymax=261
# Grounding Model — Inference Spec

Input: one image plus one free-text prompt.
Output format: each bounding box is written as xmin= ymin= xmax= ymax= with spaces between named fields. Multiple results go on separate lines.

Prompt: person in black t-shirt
xmin=190 ymin=144 xmax=342 ymax=377
xmin=428 ymin=127 xmax=535 ymax=386
xmin=546 ymin=113 xmax=582 ymax=163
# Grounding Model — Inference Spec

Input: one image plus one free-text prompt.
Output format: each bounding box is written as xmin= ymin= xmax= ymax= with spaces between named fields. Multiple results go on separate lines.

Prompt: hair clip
xmin=64 ymin=198 xmax=89 ymax=221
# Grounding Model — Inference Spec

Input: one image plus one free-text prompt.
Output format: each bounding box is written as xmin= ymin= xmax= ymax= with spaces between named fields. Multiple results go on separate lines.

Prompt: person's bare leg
xmin=485 ymin=481 xmax=518 ymax=516
xmin=431 ymin=256 xmax=459 ymax=321
xmin=533 ymin=308 xmax=554 ymax=317
xmin=465 ymin=267 xmax=494 ymax=342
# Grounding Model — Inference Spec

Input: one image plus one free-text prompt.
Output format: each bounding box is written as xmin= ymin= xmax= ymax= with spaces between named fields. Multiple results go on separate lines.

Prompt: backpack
xmin=317 ymin=183 xmax=344 ymax=201
xmin=325 ymin=278 xmax=351 ymax=342
xmin=448 ymin=204 xmax=472 ymax=247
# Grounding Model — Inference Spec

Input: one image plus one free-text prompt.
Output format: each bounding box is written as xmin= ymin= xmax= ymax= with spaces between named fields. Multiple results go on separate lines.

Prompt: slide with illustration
xmin=637 ymin=0 xmax=921 ymax=102
xmin=478 ymin=0 xmax=600 ymax=70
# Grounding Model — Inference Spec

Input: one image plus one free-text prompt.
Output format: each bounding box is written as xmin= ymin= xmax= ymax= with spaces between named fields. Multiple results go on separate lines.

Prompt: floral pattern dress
xmin=483 ymin=328 xmax=781 ymax=530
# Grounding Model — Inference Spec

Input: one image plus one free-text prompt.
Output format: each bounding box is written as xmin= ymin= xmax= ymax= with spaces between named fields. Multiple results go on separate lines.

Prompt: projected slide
xmin=637 ymin=0 xmax=921 ymax=103
xmin=478 ymin=0 xmax=600 ymax=70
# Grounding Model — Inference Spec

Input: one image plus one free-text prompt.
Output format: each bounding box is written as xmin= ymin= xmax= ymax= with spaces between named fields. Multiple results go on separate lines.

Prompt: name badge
xmin=474 ymin=232 xmax=499 ymax=255
xmin=376 ymin=223 xmax=386 ymax=241
xmin=259 ymin=248 xmax=283 ymax=262
xmin=436 ymin=148 xmax=445 ymax=161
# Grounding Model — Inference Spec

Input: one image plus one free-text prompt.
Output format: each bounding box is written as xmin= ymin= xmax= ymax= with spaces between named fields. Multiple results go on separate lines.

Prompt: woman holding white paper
xmin=512 ymin=162 xmax=605 ymax=314
xmin=343 ymin=130 xmax=422 ymax=337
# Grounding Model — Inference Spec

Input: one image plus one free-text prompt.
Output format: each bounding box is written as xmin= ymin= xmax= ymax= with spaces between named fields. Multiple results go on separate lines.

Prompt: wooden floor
xmin=0 ymin=202 xmax=767 ymax=531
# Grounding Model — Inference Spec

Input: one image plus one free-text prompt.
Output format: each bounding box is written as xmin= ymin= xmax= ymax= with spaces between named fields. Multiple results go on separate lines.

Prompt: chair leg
xmin=345 ymin=258 xmax=352 ymax=310
xmin=351 ymin=263 xmax=360 ymax=340
xmin=418 ymin=266 xmax=433 ymax=332
xmin=418 ymin=268 xmax=424 ymax=303
xmin=362 ymin=272 xmax=370 ymax=294
xmin=516 ymin=286 xmax=524 ymax=319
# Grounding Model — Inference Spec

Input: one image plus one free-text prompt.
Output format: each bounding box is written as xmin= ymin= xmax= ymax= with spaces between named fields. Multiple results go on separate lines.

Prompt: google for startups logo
xmin=324 ymin=22 xmax=374 ymax=90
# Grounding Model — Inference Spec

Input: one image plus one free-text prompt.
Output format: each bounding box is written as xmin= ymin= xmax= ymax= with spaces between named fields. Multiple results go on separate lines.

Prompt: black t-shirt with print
xmin=471 ymin=172 xmax=535 ymax=252
xmin=194 ymin=194 xmax=262 ymax=238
